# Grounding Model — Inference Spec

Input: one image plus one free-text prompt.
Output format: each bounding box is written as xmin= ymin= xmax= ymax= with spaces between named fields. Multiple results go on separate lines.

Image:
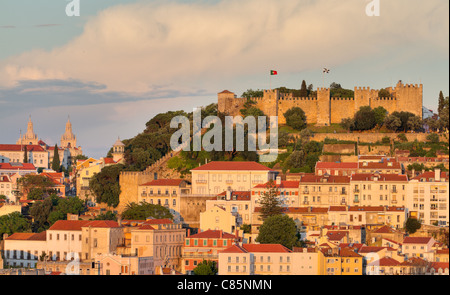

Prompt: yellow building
xmin=350 ymin=173 xmax=408 ymax=207
xmin=323 ymin=247 xmax=363 ymax=275
xmin=200 ymin=205 xmax=237 ymax=234
xmin=138 ymin=179 xmax=191 ymax=222
xmin=190 ymin=161 xmax=276 ymax=195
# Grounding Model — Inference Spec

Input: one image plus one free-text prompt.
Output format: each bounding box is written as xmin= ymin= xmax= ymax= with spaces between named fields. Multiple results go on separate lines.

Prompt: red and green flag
xmin=270 ymin=70 xmax=278 ymax=75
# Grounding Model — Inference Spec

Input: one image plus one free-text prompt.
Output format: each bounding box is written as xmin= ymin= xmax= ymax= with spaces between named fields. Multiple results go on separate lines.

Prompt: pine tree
xmin=52 ymin=144 xmax=61 ymax=172
xmin=258 ymin=180 xmax=284 ymax=221
xmin=299 ymin=80 xmax=308 ymax=97
xmin=23 ymin=145 xmax=28 ymax=163
xmin=438 ymin=91 xmax=445 ymax=117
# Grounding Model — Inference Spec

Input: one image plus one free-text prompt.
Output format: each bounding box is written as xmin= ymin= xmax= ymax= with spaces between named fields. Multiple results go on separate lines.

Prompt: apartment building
xmin=190 ymin=161 xmax=276 ymax=195
xmin=407 ymin=169 xmax=449 ymax=226
xmin=349 ymin=173 xmax=408 ymax=207
xmin=298 ymin=174 xmax=350 ymax=207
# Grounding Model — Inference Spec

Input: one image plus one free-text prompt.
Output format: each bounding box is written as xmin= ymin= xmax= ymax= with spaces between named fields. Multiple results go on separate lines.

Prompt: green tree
xmin=17 ymin=174 xmax=56 ymax=199
xmin=28 ymin=188 xmax=44 ymax=200
xmin=373 ymin=106 xmax=388 ymax=127
xmin=255 ymin=215 xmax=299 ymax=249
xmin=284 ymin=107 xmax=307 ymax=131
xmin=52 ymin=144 xmax=61 ymax=172
xmin=426 ymin=133 xmax=440 ymax=144
xmin=241 ymin=89 xmax=264 ymax=99
xmin=193 ymin=260 xmax=218 ymax=275
xmin=121 ymin=202 xmax=173 ymax=220
xmin=89 ymin=164 xmax=125 ymax=208
xmin=340 ymin=118 xmax=354 ymax=131
xmin=283 ymin=150 xmax=305 ymax=171
xmin=258 ymin=180 xmax=283 ymax=221
xmin=351 ymin=106 xmax=376 ymax=131
xmin=0 ymin=212 xmax=31 ymax=239
xmin=405 ymin=217 xmax=422 ymax=234
xmin=384 ymin=114 xmax=402 ymax=132
xmin=438 ymin=91 xmax=445 ymax=116
xmin=94 ymin=211 xmax=118 ymax=221
xmin=407 ymin=116 xmax=423 ymax=132
xmin=438 ymin=96 xmax=449 ymax=131
xmin=299 ymin=80 xmax=308 ymax=97
xmin=23 ymin=145 xmax=28 ymax=163
xmin=397 ymin=133 xmax=408 ymax=142
xmin=378 ymin=88 xmax=391 ymax=98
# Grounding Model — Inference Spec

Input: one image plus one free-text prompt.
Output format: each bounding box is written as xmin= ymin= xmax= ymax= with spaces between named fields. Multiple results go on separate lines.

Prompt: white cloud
xmin=0 ymin=0 xmax=448 ymax=94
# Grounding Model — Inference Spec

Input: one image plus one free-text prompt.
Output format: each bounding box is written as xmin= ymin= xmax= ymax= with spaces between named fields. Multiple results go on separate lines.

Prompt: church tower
xmin=112 ymin=137 xmax=125 ymax=163
xmin=17 ymin=116 xmax=39 ymax=145
xmin=61 ymin=117 xmax=77 ymax=148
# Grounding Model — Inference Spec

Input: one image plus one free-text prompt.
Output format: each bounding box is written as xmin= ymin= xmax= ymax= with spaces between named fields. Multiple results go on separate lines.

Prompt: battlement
xmin=331 ymin=97 xmax=355 ymax=101
xmin=278 ymin=96 xmax=317 ymax=101
xmin=355 ymin=87 xmax=371 ymax=91
xmin=317 ymin=87 xmax=329 ymax=91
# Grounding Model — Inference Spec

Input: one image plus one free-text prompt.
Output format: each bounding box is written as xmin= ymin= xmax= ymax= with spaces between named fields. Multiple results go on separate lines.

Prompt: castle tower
xmin=60 ymin=117 xmax=77 ymax=148
xmin=316 ymin=88 xmax=331 ymax=126
xmin=112 ymin=137 xmax=125 ymax=163
xmin=394 ymin=81 xmax=423 ymax=118
xmin=16 ymin=116 xmax=39 ymax=145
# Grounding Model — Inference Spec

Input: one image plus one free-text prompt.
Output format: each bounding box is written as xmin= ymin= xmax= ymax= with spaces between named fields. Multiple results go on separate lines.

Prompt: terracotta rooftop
xmin=412 ymin=171 xmax=449 ymax=182
xmin=5 ymin=231 xmax=47 ymax=241
xmin=403 ymin=237 xmax=433 ymax=244
xmin=0 ymin=144 xmax=45 ymax=152
xmin=369 ymin=257 xmax=401 ymax=267
xmin=351 ymin=173 xmax=408 ymax=182
xmin=0 ymin=163 xmax=37 ymax=170
xmin=217 ymin=191 xmax=251 ymax=201
xmin=140 ymin=179 xmax=185 ymax=187
xmin=189 ymin=229 xmax=235 ymax=240
xmin=299 ymin=175 xmax=350 ymax=183
xmin=220 ymin=244 xmax=292 ymax=253
xmin=48 ymin=220 xmax=120 ymax=231
xmin=191 ymin=161 xmax=272 ymax=171
xmin=316 ymin=162 xmax=358 ymax=169
xmin=254 ymin=180 xmax=299 ymax=189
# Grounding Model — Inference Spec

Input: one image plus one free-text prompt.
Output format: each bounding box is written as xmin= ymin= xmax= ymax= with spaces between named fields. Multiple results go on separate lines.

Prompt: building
xmin=16 ymin=117 xmax=39 ymax=145
xmin=0 ymin=175 xmax=13 ymax=201
xmin=350 ymin=173 xmax=408 ymax=207
xmin=402 ymin=236 xmax=436 ymax=260
xmin=182 ymin=229 xmax=238 ymax=274
xmin=123 ymin=219 xmax=185 ymax=272
xmin=322 ymin=247 xmax=363 ymax=275
xmin=0 ymin=144 xmax=48 ymax=169
xmin=252 ymin=178 xmax=300 ymax=208
xmin=190 ymin=161 xmax=276 ymax=195
xmin=200 ymin=206 xmax=237 ymax=234
xmin=407 ymin=169 xmax=449 ymax=226
xmin=298 ymin=174 xmax=350 ymax=207
xmin=2 ymin=232 xmax=47 ymax=268
xmin=218 ymin=81 xmax=423 ymax=126
xmin=138 ymin=179 xmax=191 ymax=222
xmin=111 ymin=138 xmax=125 ymax=163
xmin=315 ymin=162 xmax=358 ymax=177
xmin=207 ymin=190 xmax=252 ymax=228
xmin=217 ymin=244 xmax=293 ymax=275
xmin=357 ymin=160 xmax=403 ymax=175
xmin=0 ymin=162 xmax=37 ymax=177
xmin=94 ymin=254 xmax=154 ymax=275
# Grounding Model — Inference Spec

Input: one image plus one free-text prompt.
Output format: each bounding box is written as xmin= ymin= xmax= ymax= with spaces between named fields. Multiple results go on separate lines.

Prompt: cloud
xmin=0 ymin=0 xmax=447 ymax=95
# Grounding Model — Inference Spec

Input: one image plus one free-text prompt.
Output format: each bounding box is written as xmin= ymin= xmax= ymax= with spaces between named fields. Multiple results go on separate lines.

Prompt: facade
xmin=357 ymin=161 xmax=403 ymax=174
xmin=190 ymin=161 xmax=276 ymax=195
xmin=407 ymin=170 xmax=449 ymax=226
xmin=182 ymin=229 xmax=237 ymax=274
xmin=94 ymin=253 xmax=154 ymax=275
xmin=138 ymin=179 xmax=191 ymax=222
xmin=217 ymin=244 xmax=293 ymax=275
xmin=298 ymin=174 xmax=350 ymax=207
xmin=323 ymin=247 xmax=363 ymax=275
xmin=2 ymin=232 xmax=47 ymax=268
xmin=0 ymin=144 xmax=49 ymax=169
xmin=206 ymin=191 xmax=252 ymax=228
xmin=16 ymin=117 xmax=39 ymax=145
xmin=111 ymin=138 xmax=125 ymax=163
xmin=252 ymin=178 xmax=300 ymax=208
xmin=315 ymin=162 xmax=358 ymax=177
xmin=0 ymin=162 xmax=37 ymax=177
xmin=218 ymin=81 xmax=423 ymax=126
xmin=402 ymin=237 xmax=436 ymax=260
xmin=349 ymin=173 xmax=408 ymax=207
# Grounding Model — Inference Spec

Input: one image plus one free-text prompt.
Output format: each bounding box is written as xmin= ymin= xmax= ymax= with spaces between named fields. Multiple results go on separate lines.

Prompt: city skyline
xmin=0 ymin=0 xmax=448 ymax=158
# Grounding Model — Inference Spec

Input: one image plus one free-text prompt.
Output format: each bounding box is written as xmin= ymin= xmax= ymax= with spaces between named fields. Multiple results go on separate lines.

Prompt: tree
xmin=397 ymin=133 xmax=408 ymax=142
xmin=378 ymin=88 xmax=391 ymax=98
xmin=283 ymin=150 xmax=305 ymax=171
xmin=255 ymin=215 xmax=299 ymax=249
xmin=340 ymin=118 xmax=354 ymax=131
xmin=373 ymin=106 xmax=388 ymax=127
xmin=23 ymin=145 xmax=28 ymax=163
xmin=284 ymin=107 xmax=307 ymax=131
xmin=405 ymin=217 xmax=422 ymax=234
xmin=299 ymin=80 xmax=308 ymax=97
xmin=94 ymin=211 xmax=118 ymax=221
xmin=241 ymin=89 xmax=263 ymax=99
xmin=426 ymin=133 xmax=440 ymax=144
xmin=438 ymin=91 xmax=445 ymax=116
xmin=351 ymin=106 xmax=376 ymax=131
xmin=390 ymin=111 xmax=416 ymax=132
xmin=17 ymin=174 xmax=56 ymax=198
xmin=52 ymin=144 xmax=61 ymax=172
xmin=28 ymin=188 xmax=44 ymax=200
xmin=258 ymin=180 xmax=283 ymax=221
xmin=121 ymin=202 xmax=173 ymax=220
xmin=193 ymin=260 xmax=218 ymax=275
xmin=0 ymin=212 xmax=31 ymax=239
xmin=89 ymin=164 xmax=125 ymax=208
xmin=438 ymin=96 xmax=449 ymax=131
xmin=384 ymin=114 xmax=402 ymax=132
xmin=407 ymin=116 xmax=423 ymax=132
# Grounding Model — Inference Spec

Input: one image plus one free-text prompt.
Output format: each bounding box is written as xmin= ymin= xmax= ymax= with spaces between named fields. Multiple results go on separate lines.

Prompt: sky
xmin=0 ymin=0 xmax=448 ymax=159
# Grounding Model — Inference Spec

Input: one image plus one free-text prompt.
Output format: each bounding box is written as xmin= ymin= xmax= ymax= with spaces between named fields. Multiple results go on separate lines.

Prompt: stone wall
xmin=309 ymin=133 xmax=447 ymax=144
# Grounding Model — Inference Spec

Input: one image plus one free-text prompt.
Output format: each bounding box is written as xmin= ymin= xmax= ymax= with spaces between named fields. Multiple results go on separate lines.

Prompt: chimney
xmin=187 ymin=228 xmax=190 ymax=237
xmin=435 ymin=168 xmax=441 ymax=182
xmin=219 ymin=230 xmax=223 ymax=239
xmin=276 ymin=176 xmax=281 ymax=185
xmin=412 ymin=168 xmax=415 ymax=178
xmin=117 ymin=215 xmax=122 ymax=227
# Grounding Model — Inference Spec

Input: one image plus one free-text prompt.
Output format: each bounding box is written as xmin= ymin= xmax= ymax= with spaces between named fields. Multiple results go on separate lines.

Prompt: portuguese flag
xmin=270 ymin=70 xmax=278 ymax=75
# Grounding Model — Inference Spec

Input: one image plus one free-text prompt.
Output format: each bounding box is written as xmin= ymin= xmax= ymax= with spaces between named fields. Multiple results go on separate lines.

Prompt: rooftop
xmin=191 ymin=161 xmax=272 ymax=171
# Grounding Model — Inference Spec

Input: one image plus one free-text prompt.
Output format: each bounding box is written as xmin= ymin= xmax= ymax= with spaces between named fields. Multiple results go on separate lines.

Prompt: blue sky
xmin=0 ymin=0 xmax=448 ymax=158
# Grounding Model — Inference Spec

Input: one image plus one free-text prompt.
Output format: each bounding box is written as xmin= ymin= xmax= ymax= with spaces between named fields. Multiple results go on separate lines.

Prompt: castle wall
xmin=330 ymin=97 xmax=356 ymax=123
xmin=117 ymin=171 xmax=154 ymax=214
xmin=316 ymin=88 xmax=331 ymax=126
xmin=370 ymin=97 xmax=398 ymax=114
xmin=278 ymin=97 xmax=318 ymax=125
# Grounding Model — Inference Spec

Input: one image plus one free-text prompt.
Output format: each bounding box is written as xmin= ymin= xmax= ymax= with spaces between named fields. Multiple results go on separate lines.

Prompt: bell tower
xmin=61 ymin=116 xmax=77 ymax=148
xmin=112 ymin=137 xmax=125 ymax=162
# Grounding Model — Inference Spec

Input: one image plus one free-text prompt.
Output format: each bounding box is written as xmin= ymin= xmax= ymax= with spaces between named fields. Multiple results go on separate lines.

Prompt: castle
xmin=218 ymin=81 xmax=423 ymax=126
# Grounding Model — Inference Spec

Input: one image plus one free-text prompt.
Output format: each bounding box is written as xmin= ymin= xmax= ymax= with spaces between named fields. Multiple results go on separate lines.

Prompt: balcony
xmin=353 ymin=199 xmax=360 ymax=204
xmin=303 ymin=190 xmax=310 ymax=194
xmin=353 ymin=189 xmax=360 ymax=193
xmin=391 ymin=189 xmax=398 ymax=194
xmin=340 ymin=191 xmax=347 ymax=195
xmin=391 ymin=200 xmax=397 ymax=204
xmin=303 ymin=201 xmax=309 ymax=205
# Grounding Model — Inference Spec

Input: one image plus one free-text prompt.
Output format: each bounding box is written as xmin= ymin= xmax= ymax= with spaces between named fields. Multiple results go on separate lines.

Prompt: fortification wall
xmin=179 ymin=196 xmax=216 ymax=229
xmin=308 ymin=133 xmax=447 ymax=143
xmin=330 ymin=97 xmax=356 ymax=123
xmin=278 ymin=97 xmax=318 ymax=124
xmin=370 ymin=97 xmax=398 ymax=113
xmin=117 ymin=171 xmax=154 ymax=214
